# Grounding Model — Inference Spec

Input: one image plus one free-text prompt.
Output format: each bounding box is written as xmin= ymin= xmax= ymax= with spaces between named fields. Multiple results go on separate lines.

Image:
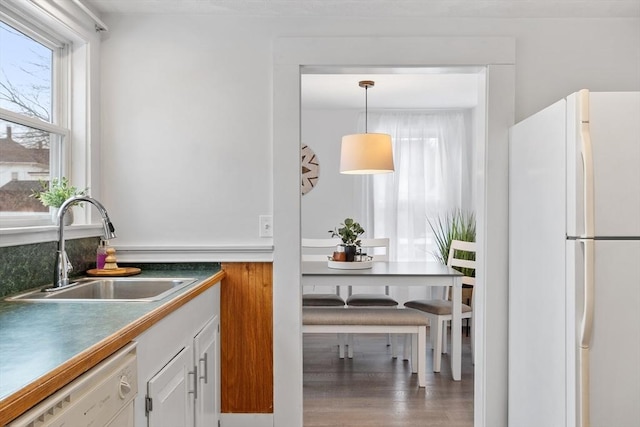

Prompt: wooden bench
xmin=302 ymin=307 xmax=427 ymax=387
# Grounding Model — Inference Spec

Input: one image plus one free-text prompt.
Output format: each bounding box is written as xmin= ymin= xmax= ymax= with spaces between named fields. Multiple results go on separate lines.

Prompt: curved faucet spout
xmin=52 ymin=196 xmax=117 ymax=289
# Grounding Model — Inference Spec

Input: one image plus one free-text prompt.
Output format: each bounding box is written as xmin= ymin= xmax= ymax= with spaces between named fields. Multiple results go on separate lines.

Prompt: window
xmin=0 ymin=0 xmax=99 ymax=245
xmin=0 ymin=20 xmax=53 ymax=117
xmin=0 ymin=16 xmax=68 ymax=227
xmin=359 ymin=111 xmax=474 ymax=262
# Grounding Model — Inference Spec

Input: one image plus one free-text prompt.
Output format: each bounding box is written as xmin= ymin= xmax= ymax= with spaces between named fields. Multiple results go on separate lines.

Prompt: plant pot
xmin=51 ymin=208 xmax=73 ymax=226
xmin=344 ymin=245 xmax=357 ymax=262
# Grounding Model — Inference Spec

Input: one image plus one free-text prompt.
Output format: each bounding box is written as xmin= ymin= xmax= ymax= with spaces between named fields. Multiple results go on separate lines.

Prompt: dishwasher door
xmin=8 ymin=342 xmax=137 ymax=427
xmin=105 ymin=401 xmax=134 ymax=427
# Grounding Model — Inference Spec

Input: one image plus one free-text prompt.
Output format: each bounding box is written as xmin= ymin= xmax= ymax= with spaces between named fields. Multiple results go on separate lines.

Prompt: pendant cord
xmin=364 ymin=86 xmax=368 ymax=133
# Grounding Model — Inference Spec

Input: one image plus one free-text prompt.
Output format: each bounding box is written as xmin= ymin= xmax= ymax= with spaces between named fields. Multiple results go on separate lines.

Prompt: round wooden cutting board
xmin=86 ymin=267 xmax=141 ymax=277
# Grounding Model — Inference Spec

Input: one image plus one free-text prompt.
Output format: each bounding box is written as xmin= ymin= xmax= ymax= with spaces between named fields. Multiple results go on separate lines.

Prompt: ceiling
xmin=83 ymin=0 xmax=638 ymax=109
xmin=84 ymin=0 xmax=639 ymax=18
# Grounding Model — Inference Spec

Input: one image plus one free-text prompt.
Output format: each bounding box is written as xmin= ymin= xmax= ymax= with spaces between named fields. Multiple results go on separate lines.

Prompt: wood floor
xmin=303 ymin=330 xmax=474 ymax=426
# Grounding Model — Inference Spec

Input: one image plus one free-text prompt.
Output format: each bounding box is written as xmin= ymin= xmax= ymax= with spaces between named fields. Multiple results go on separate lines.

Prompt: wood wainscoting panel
xmin=221 ymin=262 xmax=273 ymax=413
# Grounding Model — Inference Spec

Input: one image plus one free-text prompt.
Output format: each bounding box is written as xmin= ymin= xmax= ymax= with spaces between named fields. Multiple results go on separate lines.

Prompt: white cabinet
xmin=193 ymin=316 xmax=219 ymax=427
xmin=134 ymin=283 xmax=220 ymax=427
xmin=145 ymin=318 xmax=220 ymax=427
xmin=146 ymin=346 xmax=193 ymax=427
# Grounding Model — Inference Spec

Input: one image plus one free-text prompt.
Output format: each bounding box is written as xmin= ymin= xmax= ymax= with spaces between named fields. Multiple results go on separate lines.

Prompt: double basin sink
xmin=6 ymin=277 xmax=197 ymax=303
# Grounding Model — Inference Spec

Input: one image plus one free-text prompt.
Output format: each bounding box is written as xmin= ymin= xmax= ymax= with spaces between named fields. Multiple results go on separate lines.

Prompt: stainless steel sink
xmin=6 ymin=277 xmax=197 ymax=302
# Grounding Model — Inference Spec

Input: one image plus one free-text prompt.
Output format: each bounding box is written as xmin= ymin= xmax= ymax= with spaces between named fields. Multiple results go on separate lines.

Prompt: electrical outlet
xmin=259 ymin=215 xmax=273 ymax=237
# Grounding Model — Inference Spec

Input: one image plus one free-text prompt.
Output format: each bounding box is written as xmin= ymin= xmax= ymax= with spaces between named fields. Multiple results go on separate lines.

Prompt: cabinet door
xmin=193 ymin=316 xmax=219 ymax=427
xmin=147 ymin=346 xmax=194 ymax=427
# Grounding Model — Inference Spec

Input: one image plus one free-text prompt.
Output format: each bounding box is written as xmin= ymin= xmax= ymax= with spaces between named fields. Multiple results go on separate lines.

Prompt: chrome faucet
xmin=51 ymin=195 xmax=117 ymax=290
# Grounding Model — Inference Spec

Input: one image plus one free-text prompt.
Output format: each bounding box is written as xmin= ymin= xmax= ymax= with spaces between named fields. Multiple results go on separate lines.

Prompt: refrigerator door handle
xmin=578 ymin=238 xmax=595 ymax=427
xmin=579 ymin=238 xmax=595 ymax=349
xmin=578 ymin=89 xmax=595 ymax=238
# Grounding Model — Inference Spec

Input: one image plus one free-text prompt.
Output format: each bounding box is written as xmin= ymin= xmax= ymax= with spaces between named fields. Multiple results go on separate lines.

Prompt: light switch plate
xmin=259 ymin=215 xmax=273 ymax=237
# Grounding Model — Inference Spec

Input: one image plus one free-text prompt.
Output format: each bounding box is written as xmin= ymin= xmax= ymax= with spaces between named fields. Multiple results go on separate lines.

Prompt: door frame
xmin=273 ymin=36 xmax=515 ymax=427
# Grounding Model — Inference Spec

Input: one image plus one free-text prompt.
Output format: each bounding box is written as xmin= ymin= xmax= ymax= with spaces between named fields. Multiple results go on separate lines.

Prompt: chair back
xmin=444 ymin=240 xmax=476 ymax=300
xmin=359 ymin=238 xmax=390 ymax=261
xmin=447 ymin=240 xmax=476 ymax=285
xmin=302 ymin=238 xmax=341 ymax=261
xmin=302 ymin=238 xmax=342 ymax=297
xmin=348 ymin=237 xmax=390 ymax=296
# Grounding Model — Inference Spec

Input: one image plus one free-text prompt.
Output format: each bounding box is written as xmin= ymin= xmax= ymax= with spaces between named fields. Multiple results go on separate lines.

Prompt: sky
xmin=0 ymin=20 xmax=52 ymax=120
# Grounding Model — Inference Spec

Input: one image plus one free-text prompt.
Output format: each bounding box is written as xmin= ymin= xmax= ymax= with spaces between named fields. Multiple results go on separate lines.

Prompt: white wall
xmin=100 ymin=15 xmax=274 ymax=251
xmin=100 ymin=16 xmax=639 ymax=251
xmin=99 ymin=13 xmax=639 ymax=426
xmin=301 ymin=108 xmax=360 ymax=237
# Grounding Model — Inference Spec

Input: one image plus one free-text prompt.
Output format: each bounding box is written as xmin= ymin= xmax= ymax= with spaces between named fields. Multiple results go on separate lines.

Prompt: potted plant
xmin=31 ymin=177 xmax=87 ymax=225
xmin=329 ymin=217 xmax=364 ymax=261
xmin=428 ymin=209 xmax=476 ymax=276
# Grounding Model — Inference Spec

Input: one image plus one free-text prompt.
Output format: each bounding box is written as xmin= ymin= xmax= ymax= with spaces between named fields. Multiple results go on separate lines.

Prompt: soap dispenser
xmin=96 ymin=240 xmax=108 ymax=270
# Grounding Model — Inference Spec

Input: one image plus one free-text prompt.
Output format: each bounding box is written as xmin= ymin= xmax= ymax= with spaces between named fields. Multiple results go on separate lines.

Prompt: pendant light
xmin=340 ymin=80 xmax=394 ymax=174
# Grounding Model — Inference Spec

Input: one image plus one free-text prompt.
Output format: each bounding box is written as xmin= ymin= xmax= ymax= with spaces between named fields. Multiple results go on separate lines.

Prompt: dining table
xmin=301 ymin=260 xmax=465 ymax=381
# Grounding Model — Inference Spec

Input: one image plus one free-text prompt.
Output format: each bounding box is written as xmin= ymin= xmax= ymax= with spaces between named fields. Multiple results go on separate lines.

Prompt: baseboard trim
xmin=220 ymin=413 xmax=273 ymax=427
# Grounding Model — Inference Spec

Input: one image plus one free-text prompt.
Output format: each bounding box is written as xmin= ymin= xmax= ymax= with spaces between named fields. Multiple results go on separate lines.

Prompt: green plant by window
xmin=428 ymin=210 xmax=476 ymax=276
xmin=329 ymin=218 xmax=365 ymax=247
xmin=31 ymin=177 xmax=87 ymax=208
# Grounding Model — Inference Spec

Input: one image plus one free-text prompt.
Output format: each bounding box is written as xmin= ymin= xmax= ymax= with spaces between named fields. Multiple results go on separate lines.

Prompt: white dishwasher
xmin=8 ymin=342 xmax=138 ymax=427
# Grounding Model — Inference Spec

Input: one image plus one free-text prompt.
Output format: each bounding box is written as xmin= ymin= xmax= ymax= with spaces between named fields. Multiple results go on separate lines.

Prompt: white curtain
xmin=356 ymin=110 xmax=474 ymax=301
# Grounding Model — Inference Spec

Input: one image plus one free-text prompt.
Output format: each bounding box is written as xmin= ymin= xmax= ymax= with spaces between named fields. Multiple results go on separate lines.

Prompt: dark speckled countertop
xmin=0 ymin=263 xmax=221 ymax=402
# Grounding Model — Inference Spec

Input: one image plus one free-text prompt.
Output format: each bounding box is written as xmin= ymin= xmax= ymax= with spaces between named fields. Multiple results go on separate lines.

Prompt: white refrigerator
xmin=508 ymin=90 xmax=640 ymax=427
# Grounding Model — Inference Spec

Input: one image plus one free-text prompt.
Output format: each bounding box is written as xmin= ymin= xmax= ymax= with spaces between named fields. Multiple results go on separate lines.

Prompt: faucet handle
xmin=63 ymin=251 xmax=73 ymax=274
xmin=53 ymin=250 xmax=73 ymax=289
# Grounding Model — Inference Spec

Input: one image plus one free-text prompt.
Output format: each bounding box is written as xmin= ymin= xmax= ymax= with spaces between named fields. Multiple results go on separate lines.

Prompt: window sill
xmin=0 ymin=224 xmax=103 ymax=247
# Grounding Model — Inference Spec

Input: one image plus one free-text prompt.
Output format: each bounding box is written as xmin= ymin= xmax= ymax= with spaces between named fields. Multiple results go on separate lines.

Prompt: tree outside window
xmin=0 ymin=19 xmax=56 ymax=216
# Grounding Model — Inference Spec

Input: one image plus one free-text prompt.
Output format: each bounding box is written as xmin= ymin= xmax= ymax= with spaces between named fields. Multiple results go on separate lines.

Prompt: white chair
xmin=301 ymin=238 xmax=349 ymax=357
xmin=302 ymin=238 xmax=345 ymax=307
xmin=344 ymin=238 xmax=401 ymax=357
xmin=404 ymin=240 xmax=476 ymax=372
xmin=345 ymin=238 xmax=396 ymax=307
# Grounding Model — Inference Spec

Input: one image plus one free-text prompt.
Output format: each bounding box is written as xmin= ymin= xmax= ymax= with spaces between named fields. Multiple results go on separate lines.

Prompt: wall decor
xmin=301 ymin=144 xmax=319 ymax=195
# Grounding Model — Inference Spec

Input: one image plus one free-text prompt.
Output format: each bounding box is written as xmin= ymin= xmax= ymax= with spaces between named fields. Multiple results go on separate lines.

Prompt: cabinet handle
xmin=199 ymin=353 xmax=208 ymax=384
xmin=188 ymin=366 xmax=198 ymax=399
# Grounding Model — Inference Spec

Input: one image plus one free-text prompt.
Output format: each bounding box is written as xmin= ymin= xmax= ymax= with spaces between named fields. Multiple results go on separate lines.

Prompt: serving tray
xmin=327 ymin=260 xmax=373 ymax=270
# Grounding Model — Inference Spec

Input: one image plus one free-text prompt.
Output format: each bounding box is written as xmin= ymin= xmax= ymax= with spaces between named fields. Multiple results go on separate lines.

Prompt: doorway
xmin=273 ymin=36 xmax=514 ymax=427
xmin=299 ymin=66 xmax=483 ymax=425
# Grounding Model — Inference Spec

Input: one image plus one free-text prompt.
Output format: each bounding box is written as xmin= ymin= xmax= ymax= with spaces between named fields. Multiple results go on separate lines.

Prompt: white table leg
xmin=451 ymin=276 xmax=461 ymax=381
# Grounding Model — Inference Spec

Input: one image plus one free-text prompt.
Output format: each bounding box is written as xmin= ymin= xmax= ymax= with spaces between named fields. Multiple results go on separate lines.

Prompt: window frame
xmin=0 ymin=0 xmax=102 ymax=246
